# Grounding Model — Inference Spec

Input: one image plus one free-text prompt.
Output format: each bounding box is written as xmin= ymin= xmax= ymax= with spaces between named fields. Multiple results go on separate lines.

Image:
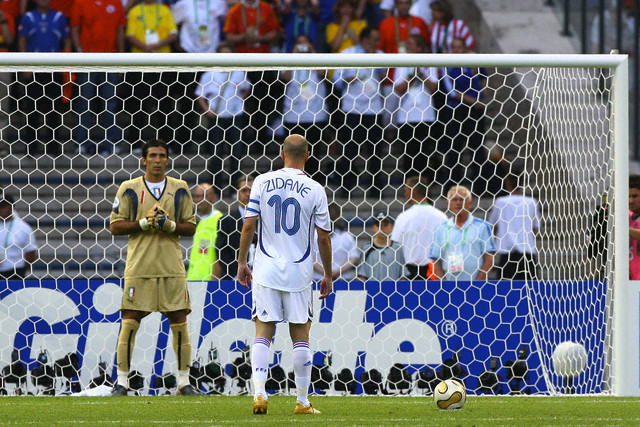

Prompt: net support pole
xmin=611 ymin=56 xmax=636 ymax=396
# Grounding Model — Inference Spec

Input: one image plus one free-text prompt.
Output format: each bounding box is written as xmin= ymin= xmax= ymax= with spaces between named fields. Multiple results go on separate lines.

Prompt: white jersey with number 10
xmin=245 ymin=167 xmax=331 ymax=292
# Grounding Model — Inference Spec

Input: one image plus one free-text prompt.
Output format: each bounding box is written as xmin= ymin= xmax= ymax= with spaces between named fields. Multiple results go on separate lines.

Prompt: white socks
xmin=293 ymin=341 xmax=311 ymax=406
xmin=252 ymin=337 xmax=271 ymax=399
xmin=251 ymin=338 xmax=312 ymax=405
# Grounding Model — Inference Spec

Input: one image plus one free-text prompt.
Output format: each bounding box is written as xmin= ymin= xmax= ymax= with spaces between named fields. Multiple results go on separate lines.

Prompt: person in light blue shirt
xmin=430 ymin=185 xmax=495 ymax=281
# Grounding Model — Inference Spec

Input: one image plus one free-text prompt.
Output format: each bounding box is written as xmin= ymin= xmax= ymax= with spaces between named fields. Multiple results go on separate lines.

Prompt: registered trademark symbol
xmin=440 ymin=320 xmax=457 ymax=337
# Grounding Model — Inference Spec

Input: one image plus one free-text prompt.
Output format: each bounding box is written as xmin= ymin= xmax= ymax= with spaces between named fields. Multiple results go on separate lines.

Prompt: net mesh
xmin=0 ymin=56 xmax=620 ymax=396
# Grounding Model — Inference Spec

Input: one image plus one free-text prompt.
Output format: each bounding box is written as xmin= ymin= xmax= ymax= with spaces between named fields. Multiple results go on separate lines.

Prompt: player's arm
xmin=316 ymin=226 xmax=333 ymax=299
xmin=476 ymin=252 xmax=494 ymax=281
xmin=630 ymin=228 xmax=640 ymax=241
xmin=237 ymin=215 xmax=257 ymax=289
xmin=174 ymin=221 xmax=196 ymax=236
xmin=110 ymin=219 xmax=148 ymax=235
xmin=433 ymin=259 xmax=445 ymax=280
xmin=313 ymin=252 xmax=325 ymax=276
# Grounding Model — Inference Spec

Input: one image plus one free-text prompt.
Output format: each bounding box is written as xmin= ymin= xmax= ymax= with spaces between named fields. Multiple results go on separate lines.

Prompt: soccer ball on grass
xmin=433 ymin=379 xmax=466 ymax=410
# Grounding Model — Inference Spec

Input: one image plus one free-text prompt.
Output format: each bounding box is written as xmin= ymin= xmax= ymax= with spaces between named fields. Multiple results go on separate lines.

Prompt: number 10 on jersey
xmin=268 ymin=195 xmax=302 ymax=235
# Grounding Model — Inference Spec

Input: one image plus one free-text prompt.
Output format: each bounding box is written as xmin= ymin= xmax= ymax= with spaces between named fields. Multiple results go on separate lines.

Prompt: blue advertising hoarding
xmin=0 ymin=279 xmax=608 ymax=394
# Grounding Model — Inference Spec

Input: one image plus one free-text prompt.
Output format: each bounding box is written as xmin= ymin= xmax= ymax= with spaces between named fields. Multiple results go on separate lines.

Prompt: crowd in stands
xmin=0 ymin=0 xmax=501 ymax=196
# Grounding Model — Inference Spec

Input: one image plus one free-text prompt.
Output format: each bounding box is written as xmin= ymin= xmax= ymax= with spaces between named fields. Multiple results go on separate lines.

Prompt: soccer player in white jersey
xmin=237 ymin=134 xmax=333 ymax=415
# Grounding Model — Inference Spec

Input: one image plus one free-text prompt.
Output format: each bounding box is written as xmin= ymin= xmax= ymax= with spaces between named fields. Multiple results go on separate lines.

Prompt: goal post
xmin=0 ymin=52 xmax=633 ymax=396
xmin=610 ymin=55 xmax=632 ymax=397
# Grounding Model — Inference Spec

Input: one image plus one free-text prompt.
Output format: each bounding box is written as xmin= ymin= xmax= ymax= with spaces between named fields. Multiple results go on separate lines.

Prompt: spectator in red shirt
xmin=378 ymin=0 xmax=429 ymax=54
xmin=2 ymin=0 xmax=17 ymax=15
xmin=223 ymin=0 xmax=281 ymax=54
xmin=70 ymin=0 xmax=126 ymax=156
xmin=71 ymin=0 xmax=124 ymax=54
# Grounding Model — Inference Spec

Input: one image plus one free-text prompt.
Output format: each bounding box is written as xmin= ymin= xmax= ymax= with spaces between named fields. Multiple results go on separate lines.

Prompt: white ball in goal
xmin=552 ymin=341 xmax=588 ymax=377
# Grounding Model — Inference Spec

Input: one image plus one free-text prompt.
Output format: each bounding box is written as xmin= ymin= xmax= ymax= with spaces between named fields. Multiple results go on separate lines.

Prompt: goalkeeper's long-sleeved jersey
xmin=110 ymin=176 xmax=196 ymax=279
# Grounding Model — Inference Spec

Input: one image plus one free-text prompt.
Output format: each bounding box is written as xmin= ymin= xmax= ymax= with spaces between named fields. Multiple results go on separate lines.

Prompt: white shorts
xmin=251 ymin=282 xmax=313 ymax=324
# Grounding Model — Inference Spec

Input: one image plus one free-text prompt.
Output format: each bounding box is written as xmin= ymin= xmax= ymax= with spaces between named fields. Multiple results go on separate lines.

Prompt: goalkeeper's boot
xmin=110 ymin=384 xmax=128 ymax=396
xmin=253 ymin=395 xmax=268 ymax=415
xmin=294 ymin=401 xmax=321 ymax=414
xmin=177 ymin=384 xmax=202 ymax=396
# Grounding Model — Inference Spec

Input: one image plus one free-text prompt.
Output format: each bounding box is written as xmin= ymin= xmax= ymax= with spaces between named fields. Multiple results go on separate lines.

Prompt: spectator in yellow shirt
xmin=126 ymin=0 xmax=178 ymax=53
xmin=325 ymin=0 xmax=366 ymax=52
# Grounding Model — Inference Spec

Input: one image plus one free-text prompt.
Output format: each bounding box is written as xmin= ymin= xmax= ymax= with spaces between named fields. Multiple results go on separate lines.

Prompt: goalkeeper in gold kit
xmin=109 ymin=139 xmax=200 ymax=396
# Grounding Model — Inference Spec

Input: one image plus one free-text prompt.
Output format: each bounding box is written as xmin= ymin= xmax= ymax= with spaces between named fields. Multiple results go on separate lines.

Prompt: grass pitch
xmin=0 ymin=395 xmax=638 ymax=426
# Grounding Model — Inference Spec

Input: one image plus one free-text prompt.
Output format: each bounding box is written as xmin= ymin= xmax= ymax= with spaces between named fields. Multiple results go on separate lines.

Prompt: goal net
xmin=0 ymin=53 xmax=629 ymax=396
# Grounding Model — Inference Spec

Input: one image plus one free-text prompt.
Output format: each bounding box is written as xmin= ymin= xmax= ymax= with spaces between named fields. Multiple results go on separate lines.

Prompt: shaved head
xmin=283 ymin=134 xmax=309 ymax=159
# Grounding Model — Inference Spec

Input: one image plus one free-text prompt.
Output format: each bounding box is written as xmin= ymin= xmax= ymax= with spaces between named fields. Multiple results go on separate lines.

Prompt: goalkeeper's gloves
xmin=152 ymin=213 xmax=176 ymax=233
xmin=138 ymin=217 xmax=150 ymax=231
xmin=146 ymin=205 xmax=177 ymax=233
xmin=139 ymin=204 xmax=161 ymax=231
